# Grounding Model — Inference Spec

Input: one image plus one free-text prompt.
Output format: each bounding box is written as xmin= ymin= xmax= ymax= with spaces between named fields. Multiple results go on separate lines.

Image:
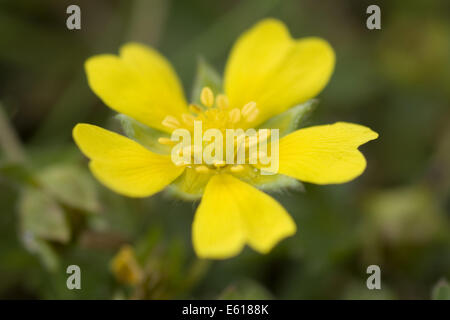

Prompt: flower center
xmin=158 ymin=87 xmax=269 ymax=174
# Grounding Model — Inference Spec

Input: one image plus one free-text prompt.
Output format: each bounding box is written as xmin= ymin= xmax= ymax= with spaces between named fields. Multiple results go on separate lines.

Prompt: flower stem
xmin=0 ymin=103 xmax=26 ymax=163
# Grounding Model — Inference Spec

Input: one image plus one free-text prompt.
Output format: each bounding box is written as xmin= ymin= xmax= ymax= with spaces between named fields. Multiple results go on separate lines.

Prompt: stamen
xmin=165 ymin=97 xmax=266 ymax=172
xmin=158 ymin=137 xmax=175 ymax=145
xmin=182 ymin=113 xmax=196 ymax=127
xmin=195 ymin=165 xmax=210 ymax=173
xmin=216 ymin=94 xmax=229 ymax=109
xmin=162 ymin=115 xmax=180 ymax=129
xmin=230 ymin=165 xmax=244 ymax=173
xmin=241 ymin=101 xmax=256 ymax=115
xmin=200 ymin=87 xmax=214 ymax=108
xmin=189 ymin=104 xmax=202 ymax=114
xmin=229 ymin=108 xmax=241 ymax=124
xmin=241 ymin=101 xmax=259 ymax=122
xmin=245 ymin=110 xmax=259 ymax=122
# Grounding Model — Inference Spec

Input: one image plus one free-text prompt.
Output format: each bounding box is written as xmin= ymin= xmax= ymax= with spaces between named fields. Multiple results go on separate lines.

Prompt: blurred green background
xmin=0 ymin=0 xmax=449 ymax=299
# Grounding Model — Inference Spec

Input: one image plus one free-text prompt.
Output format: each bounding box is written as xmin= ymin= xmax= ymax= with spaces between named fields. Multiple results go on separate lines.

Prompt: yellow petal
xmin=224 ymin=19 xmax=335 ymax=127
xmin=85 ymin=43 xmax=188 ymax=133
xmin=276 ymin=122 xmax=378 ymax=184
xmin=192 ymin=174 xmax=296 ymax=259
xmin=73 ymin=123 xmax=184 ymax=197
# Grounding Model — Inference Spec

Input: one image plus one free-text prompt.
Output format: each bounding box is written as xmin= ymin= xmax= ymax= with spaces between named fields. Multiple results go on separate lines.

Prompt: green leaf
xmin=191 ymin=57 xmax=223 ymax=104
xmin=365 ymin=186 xmax=446 ymax=244
xmin=19 ymin=187 xmax=70 ymax=243
xmin=21 ymin=235 xmax=60 ymax=272
xmin=258 ymin=99 xmax=318 ymax=137
xmin=38 ymin=164 xmax=101 ymax=213
xmin=432 ymin=279 xmax=450 ymax=300
xmin=116 ymin=114 xmax=171 ymax=154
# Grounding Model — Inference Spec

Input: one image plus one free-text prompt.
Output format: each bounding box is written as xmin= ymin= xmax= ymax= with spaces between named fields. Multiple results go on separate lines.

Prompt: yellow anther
xmin=229 ymin=108 xmax=241 ymax=123
xmin=241 ymin=101 xmax=259 ymax=122
xmin=245 ymin=110 xmax=259 ymax=122
xmin=189 ymin=104 xmax=202 ymax=114
xmin=230 ymin=165 xmax=244 ymax=173
xmin=162 ymin=115 xmax=180 ymax=129
xmin=216 ymin=94 xmax=229 ymax=109
xmin=195 ymin=165 xmax=210 ymax=173
xmin=213 ymin=160 xmax=226 ymax=168
xmin=200 ymin=87 xmax=215 ymax=108
xmin=158 ymin=137 xmax=175 ymax=145
xmin=182 ymin=113 xmax=196 ymax=126
xmin=241 ymin=101 xmax=256 ymax=115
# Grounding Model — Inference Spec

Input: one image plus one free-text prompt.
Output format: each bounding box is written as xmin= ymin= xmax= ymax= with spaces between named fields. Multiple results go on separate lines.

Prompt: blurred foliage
xmin=432 ymin=279 xmax=450 ymax=300
xmin=0 ymin=0 xmax=449 ymax=300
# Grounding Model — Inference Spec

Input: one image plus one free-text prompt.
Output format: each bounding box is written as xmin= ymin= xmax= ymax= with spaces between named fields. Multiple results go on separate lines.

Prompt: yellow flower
xmin=73 ymin=19 xmax=378 ymax=259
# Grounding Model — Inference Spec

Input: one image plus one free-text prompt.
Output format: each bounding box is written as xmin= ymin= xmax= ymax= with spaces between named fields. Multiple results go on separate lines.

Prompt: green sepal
xmin=191 ymin=57 xmax=223 ymax=104
xmin=232 ymin=167 xmax=304 ymax=193
xmin=242 ymin=173 xmax=304 ymax=193
xmin=168 ymin=169 xmax=303 ymax=202
xmin=116 ymin=114 xmax=171 ymax=154
xmin=258 ymin=99 xmax=318 ymax=136
xmin=21 ymin=236 xmax=60 ymax=272
xmin=167 ymin=168 xmax=213 ymax=201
